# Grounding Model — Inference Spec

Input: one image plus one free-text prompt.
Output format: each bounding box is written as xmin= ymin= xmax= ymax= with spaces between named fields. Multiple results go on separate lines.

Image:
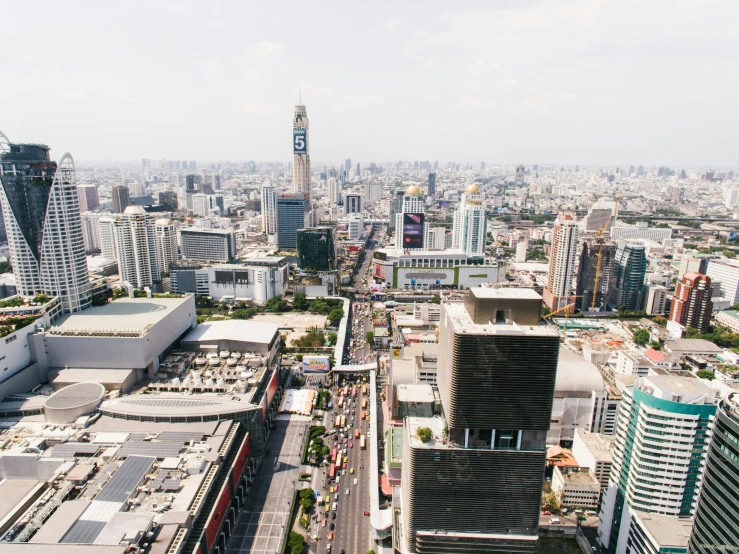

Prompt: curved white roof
xmin=45 ymin=382 xmax=105 ymax=410
xmin=555 ymin=348 xmax=604 ymax=393
xmin=183 ymin=320 xmax=279 ymax=346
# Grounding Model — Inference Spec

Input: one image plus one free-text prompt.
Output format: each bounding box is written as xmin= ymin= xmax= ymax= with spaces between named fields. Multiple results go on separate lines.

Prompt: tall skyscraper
xmin=343 ymin=194 xmax=362 ymax=214
xmin=451 ymin=184 xmax=486 ymax=256
xmin=365 ymin=181 xmax=382 ymax=202
xmin=292 ymin=104 xmax=311 ymax=202
xmin=394 ymin=185 xmax=428 ymax=249
xmin=276 ymin=193 xmax=311 ymax=250
xmin=261 ymin=183 xmax=278 ymax=245
xmin=212 ymin=173 xmax=221 ymax=191
xmin=670 ymin=273 xmax=713 ymax=333
xmin=0 ymin=133 xmax=90 ymax=312
xmin=575 ymin=241 xmax=616 ymax=312
xmin=328 ymin=178 xmax=341 ymax=206
xmin=599 ymin=375 xmax=716 ymax=554
xmin=156 ymin=218 xmax=178 ymax=273
xmin=688 ymin=392 xmax=739 ymax=553
xmin=98 ymin=216 xmax=118 ymax=259
xmin=401 ymin=288 xmax=560 ymax=553
xmin=344 ymin=158 xmax=351 ymax=173
xmin=427 ymin=172 xmax=436 ymax=196
xmin=81 ymin=213 xmax=102 ymax=254
xmin=77 ymin=184 xmax=100 ymax=212
xmin=158 ymin=190 xmax=178 ymax=211
xmin=544 ymin=214 xmax=579 ymax=311
xmin=607 ymin=240 xmax=647 ymax=311
xmin=111 ymin=184 xmax=130 ymax=213
xmin=114 ymin=206 xmax=161 ymax=289
xmin=389 ymin=189 xmax=404 ymax=231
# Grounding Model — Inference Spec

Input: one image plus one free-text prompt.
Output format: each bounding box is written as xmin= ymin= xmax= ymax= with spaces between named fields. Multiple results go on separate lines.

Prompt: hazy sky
xmin=2 ymin=0 xmax=738 ymax=166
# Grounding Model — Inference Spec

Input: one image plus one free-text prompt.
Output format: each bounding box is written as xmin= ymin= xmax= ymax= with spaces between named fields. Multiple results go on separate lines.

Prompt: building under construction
xmin=576 ymin=241 xmax=616 ymax=312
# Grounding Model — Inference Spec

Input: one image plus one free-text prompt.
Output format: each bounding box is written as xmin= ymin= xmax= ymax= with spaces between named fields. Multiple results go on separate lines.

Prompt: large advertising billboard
xmin=293 ymin=128 xmax=307 ymax=153
xmin=402 ymin=213 xmax=425 ymax=248
xmin=302 ymin=355 xmax=331 ymax=373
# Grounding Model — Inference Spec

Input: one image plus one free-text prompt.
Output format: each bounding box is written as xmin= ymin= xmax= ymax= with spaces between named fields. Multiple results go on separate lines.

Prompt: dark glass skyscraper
xmin=607 ymin=239 xmax=647 ymax=311
xmin=688 ymin=393 xmax=739 ymax=554
xmin=276 ymin=193 xmax=310 ymax=249
xmin=576 ymin=241 xmax=616 ymax=312
xmin=112 ymin=185 xmax=130 ymax=213
xmin=296 ymin=227 xmax=336 ymax=271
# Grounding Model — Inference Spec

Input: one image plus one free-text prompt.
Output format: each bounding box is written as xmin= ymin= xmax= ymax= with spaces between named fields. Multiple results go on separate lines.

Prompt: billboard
xmin=293 ymin=128 xmax=307 ymax=153
xmin=302 ymin=355 xmax=331 ymax=373
xmin=373 ymin=261 xmax=386 ymax=280
xmin=402 ymin=213 xmax=425 ymax=248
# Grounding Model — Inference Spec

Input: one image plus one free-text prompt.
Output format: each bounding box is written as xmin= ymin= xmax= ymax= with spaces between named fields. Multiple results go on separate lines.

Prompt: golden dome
xmin=405 ymin=185 xmax=422 ymax=196
xmin=465 ymin=184 xmax=479 ymax=194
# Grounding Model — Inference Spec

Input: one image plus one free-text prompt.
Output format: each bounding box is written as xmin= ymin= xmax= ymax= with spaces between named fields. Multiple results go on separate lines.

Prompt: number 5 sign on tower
xmin=293 ymin=130 xmax=306 ymax=153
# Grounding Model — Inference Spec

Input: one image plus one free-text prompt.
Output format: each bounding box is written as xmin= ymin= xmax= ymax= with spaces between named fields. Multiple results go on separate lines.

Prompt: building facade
xmin=688 ymin=393 xmax=739 ymax=554
xmin=607 ymin=240 xmax=647 ymax=311
xmin=276 ymin=193 xmax=311 ymax=249
xmin=395 ymin=185 xmax=428 ymax=250
xmin=155 ymin=218 xmax=178 ymax=273
xmin=111 ymin=184 xmax=130 ymax=213
xmin=642 ymin=283 xmax=668 ymax=315
xmin=296 ymin=227 xmax=337 ymax=271
xmin=0 ymin=138 xmax=91 ymax=312
xmin=576 ymin=242 xmax=616 ymax=312
xmin=292 ymin=104 xmax=311 ymax=203
xmin=344 ymin=193 xmax=362 ymax=214
xmin=114 ymin=206 xmax=161 ymax=289
xmin=599 ymin=375 xmax=716 ymax=554
xmin=180 ymin=227 xmax=236 ymax=263
xmin=670 ymin=273 xmax=713 ymax=333
xmin=77 ymin=184 xmax=99 ymax=212
xmin=706 ymin=259 xmax=739 ymax=304
xmin=261 ymin=183 xmax=278 ymax=244
xmin=544 ymin=214 xmax=580 ymax=311
xmin=451 ymin=184 xmax=486 ymax=257
xmin=427 ymin=172 xmax=436 ymax=196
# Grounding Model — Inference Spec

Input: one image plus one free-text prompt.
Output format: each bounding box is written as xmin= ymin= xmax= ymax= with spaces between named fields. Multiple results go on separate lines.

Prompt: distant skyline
xmin=3 ymin=0 xmax=739 ymax=166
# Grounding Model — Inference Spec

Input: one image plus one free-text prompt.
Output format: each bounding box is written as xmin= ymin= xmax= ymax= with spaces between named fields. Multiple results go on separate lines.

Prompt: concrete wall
xmin=0 ymin=323 xmax=37 ymax=386
xmin=0 ymin=362 xmax=43 ymax=398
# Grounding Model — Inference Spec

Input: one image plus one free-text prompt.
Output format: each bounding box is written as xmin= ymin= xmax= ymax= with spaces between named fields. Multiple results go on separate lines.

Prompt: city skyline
xmin=3 ymin=1 xmax=739 ymax=166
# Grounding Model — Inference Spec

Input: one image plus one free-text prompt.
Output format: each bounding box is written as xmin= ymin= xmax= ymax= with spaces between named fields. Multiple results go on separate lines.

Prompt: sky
xmin=2 ymin=0 xmax=738 ymax=166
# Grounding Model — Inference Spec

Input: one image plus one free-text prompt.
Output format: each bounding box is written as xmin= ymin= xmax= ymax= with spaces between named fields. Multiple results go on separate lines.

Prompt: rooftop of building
xmin=179 ymin=226 xmax=233 ymax=235
xmin=556 ymin=349 xmax=604 ymax=394
xmin=48 ymin=296 xmax=193 ymax=337
xmin=469 ymin=286 xmax=542 ymax=300
xmin=182 ymin=319 xmax=278 ymax=347
xmin=444 ymin=302 xmax=560 ymax=338
xmin=406 ymin=416 xmax=446 ymax=449
xmin=637 ymin=374 xmax=716 ymax=404
xmin=632 ymin=512 xmax=693 ymax=549
xmin=665 ymin=338 xmax=723 ymax=353
xmin=555 ymin=467 xmax=600 ymax=485
xmin=397 ymin=384 xmax=435 ymax=404
xmin=574 ymin=430 xmax=613 ymax=462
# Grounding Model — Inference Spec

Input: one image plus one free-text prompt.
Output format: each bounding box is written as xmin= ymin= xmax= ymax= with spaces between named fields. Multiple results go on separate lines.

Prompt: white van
xmin=332 ymin=502 xmax=337 ymax=511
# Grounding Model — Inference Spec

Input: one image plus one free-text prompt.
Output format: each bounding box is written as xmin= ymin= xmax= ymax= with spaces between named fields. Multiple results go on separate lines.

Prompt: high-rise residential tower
xmin=292 ymin=104 xmax=311 ymax=202
xmin=607 ymin=240 xmax=647 ymax=311
xmin=544 ymin=214 xmax=579 ymax=311
xmin=155 ymin=218 xmax=178 ymax=273
xmin=0 ymin=132 xmax=91 ymax=312
xmin=114 ymin=206 xmax=162 ymax=289
xmin=599 ymin=375 xmax=716 ymax=554
xmin=261 ymin=183 xmax=278 ymax=245
xmin=452 ymin=184 xmax=486 ymax=257
xmin=112 ymin=184 xmax=130 ymax=213
xmin=427 ymin=172 xmax=436 ymax=196
xmin=688 ymin=392 xmax=739 ymax=553
xmin=394 ymin=185 xmax=428 ymax=249
xmin=77 ymin=184 xmax=100 ymax=212
xmin=401 ymin=288 xmax=560 ymax=553
xmin=670 ymin=273 xmax=713 ymax=333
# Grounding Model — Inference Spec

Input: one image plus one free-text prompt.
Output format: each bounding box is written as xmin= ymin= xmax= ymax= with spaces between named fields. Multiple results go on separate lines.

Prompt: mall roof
xmin=182 ymin=319 xmax=278 ymax=346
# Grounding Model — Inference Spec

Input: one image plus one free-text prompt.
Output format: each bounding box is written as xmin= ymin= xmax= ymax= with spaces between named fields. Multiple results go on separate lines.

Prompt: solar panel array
xmin=117 ymin=442 xmax=184 ymax=458
xmin=120 ymin=398 xmax=218 ymax=407
xmin=49 ymin=443 xmax=100 ymax=458
xmin=162 ymin=479 xmax=181 ymax=491
xmin=95 ymin=455 xmax=155 ymax=503
xmin=157 ymin=431 xmax=205 ymax=442
xmin=60 ymin=520 xmax=107 ymax=544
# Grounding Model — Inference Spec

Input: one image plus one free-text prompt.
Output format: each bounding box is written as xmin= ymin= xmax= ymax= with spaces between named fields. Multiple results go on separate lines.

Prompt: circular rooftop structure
xmin=44 ymin=382 xmax=105 ymax=424
xmin=405 ymin=185 xmax=421 ymax=196
xmin=465 ymin=184 xmax=479 ymax=194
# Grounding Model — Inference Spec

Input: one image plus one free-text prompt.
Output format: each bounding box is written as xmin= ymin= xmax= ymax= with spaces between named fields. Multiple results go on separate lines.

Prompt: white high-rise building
xmin=451 ymin=184 xmax=486 ymax=256
xmin=114 ymin=206 xmax=161 ymax=289
xmin=81 ymin=212 xmax=102 ymax=253
xmin=428 ymin=227 xmax=447 ymax=251
xmin=180 ymin=227 xmax=236 ymax=263
xmin=544 ymin=214 xmax=580 ymax=310
xmin=261 ymin=183 xmax=278 ymax=244
xmin=328 ymin=178 xmax=341 ymax=206
xmin=77 ymin=184 xmax=100 ymax=212
xmin=395 ymin=185 xmax=428 ymax=249
xmin=348 ymin=214 xmax=364 ymax=241
xmin=191 ymin=193 xmax=209 ymax=217
xmin=156 ymin=218 xmax=178 ymax=273
xmin=706 ymin=258 xmax=739 ymax=303
xmin=725 ymin=187 xmax=739 ymax=208
xmin=0 ymin=137 xmax=91 ymax=313
xmin=365 ymin=181 xmax=382 ymax=203
xmin=98 ymin=216 xmax=118 ymax=260
xmin=516 ymin=240 xmax=528 ymax=262
xmin=292 ymin=104 xmax=311 ymax=202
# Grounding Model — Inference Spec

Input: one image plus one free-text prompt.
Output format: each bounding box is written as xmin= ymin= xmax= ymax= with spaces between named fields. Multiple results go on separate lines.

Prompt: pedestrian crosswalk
xmin=275 ymin=413 xmax=312 ymax=422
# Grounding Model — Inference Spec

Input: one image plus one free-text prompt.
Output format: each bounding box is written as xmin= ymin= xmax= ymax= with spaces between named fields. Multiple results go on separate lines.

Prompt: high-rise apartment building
xmin=155 ymin=218 xmax=178 ymax=273
xmin=275 ymin=193 xmax=311 ymax=250
xmin=344 ymin=158 xmax=351 ymax=173
xmin=599 ymin=375 xmax=716 ymax=554
xmin=401 ymin=288 xmax=560 ymax=553
xmin=688 ymin=392 xmax=739 ymax=554
xmin=389 ymin=189 xmax=404 ymax=231
xmin=328 ymin=179 xmax=341 ymax=206
xmin=427 ymin=172 xmax=436 ymax=196
xmin=111 ymin=184 xmax=130 ymax=213
xmin=81 ymin=212 xmax=102 ymax=254
xmin=544 ymin=214 xmax=579 ymax=311
xmin=77 ymin=184 xmax=99 ymax=212
xmin=607 ymin=240 xmax=647 ymax=311
xmin=670 ymin=273 xmax=713 ymax=333
xmin=261 ymin=183 xmax=278 ymax=245
xmin=212 ymin=173 xmax=221 ymax=191
xmin=180 ymin=227 xmax=236 ymax=263
xmin=641 ymin=283 xmax=667 ymax=315
xmin=451 ymin=184 xmax=486 ymax=257
xmin=575 ymin=242 xmax=616 ymax=312
xmin=98 ymin=216 xmax=118 ymax=259
xmin=296 ymin=227 xmax=337 ymax=271
xmin=365 ymin=181 xmax=382 ymax=202
xmin=113 ymin=206 xmax=162 ymax=289
xmin=706 ymin=259 xmax=739 ymax=304
xmin=343 ymin=194 xmax=362 ymax=214
xmin=725 ymin=188 xmax=739 ymax=209
xmin=0 ymin=135 xmax=91 ymax=312
xmin=292 ymin=104 xmax=311 ymax=204
xmin=395 ymin=185 xmax=428 ymax=250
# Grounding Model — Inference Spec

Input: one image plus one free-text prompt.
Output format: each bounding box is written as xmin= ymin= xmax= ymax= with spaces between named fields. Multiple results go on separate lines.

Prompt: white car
xmin=353 ymin=478 xmax=358 ymax=485
xmin=345 ymin=488 xmax=350 ymax=495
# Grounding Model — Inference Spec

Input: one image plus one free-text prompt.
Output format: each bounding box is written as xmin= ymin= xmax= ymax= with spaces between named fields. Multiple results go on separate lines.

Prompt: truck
xmin=335 ymin=416 xmax=341 ymax=428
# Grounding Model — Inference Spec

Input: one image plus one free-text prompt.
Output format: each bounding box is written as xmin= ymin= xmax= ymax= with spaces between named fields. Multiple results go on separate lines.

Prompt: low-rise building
xmin=552 ymin=466 xmax=601 ymax=510
xmin=627 ymin=512 xmax=692 ymax=554
xmin=571 ymin=429 xmax=613 ymax=490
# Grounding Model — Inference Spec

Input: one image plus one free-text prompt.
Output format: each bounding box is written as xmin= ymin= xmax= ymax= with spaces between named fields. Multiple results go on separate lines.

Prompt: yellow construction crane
xmin=591 ymin=196 xmax=623 ymax=311
xmin=544 ymin=297 xmax=583 ymax=338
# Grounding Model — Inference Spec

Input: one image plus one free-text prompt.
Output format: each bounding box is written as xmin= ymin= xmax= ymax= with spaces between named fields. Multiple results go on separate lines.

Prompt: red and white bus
xmin=360 ymin=435 xmax=366 ymax=450
xmin=329 ymin=464 xmax=336 ymax=479
xmin=331 ymin=448 xmax=337 ymax=464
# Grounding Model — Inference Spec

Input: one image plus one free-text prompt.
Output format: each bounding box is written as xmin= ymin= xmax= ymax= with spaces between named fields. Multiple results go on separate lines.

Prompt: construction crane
xmin=591 ymin=196 xmax=623 ymax=311
xmin=544 ymin=297 xmax=583 ymax=338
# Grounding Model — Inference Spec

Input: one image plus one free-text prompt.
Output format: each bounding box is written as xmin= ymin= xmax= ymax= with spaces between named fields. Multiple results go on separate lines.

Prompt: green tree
xmin=416 ymin=427 xmax=433 ymax=443
xmin=33 ymin=293 xmax=51 ymax=304
xmin=632 ymin=328 xmax=651 ymax=346
xmin=653 ymin=316 xmax=667 ymax=327
xmin=685 ymin=327 xmax=702 ymax=339
xmin=431 ymin=295 xmax=441 ymax=304
xmin=266 ymin=295 xmax=288 ymax=312
xmin=231 ymin=308 xmax=257 ymax=320
xmin=0 ymin=261 xmax=12 ymax=274
xmin=696 ymin=370 xmax=715 ymax=381
xmin=327 ymin=332 xmax=338 ymax=346
xmin=292 ymin=292 xmax=309 ymax=311
xmin=328 ymin=307 xmax=344 ymax=327
xmin=365 ymin=331 xmax=374 ymax=345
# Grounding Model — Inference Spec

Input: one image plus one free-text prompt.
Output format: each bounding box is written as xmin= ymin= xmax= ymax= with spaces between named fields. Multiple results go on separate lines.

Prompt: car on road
xmin=332 ymin=502 xmax=337 ymax=510
xmin=350 ymin=442 xmax=354 ymax=448
xmin=354 ymin=478 xmax=358 ymax=485
xmin=336 ymin=476 xmax=340 ymax=484
xmin=327 ymin=531 xmax=334 ymax=541
xmin=350 ymin=467 xmax=354 ymax=474
xmin=363 ymin=511 xmax=370 ymax=516
xmin=342 ymin=469 xmax=346 ymax=476
xmin=330 ymin=523 xmax=335 ymax=530
xmin=331 ymin=512 xmax=336 ymax=519
xmin=345 ymin=488 xmax=350 ymax=495
xmin=541 ymin=510 xmax=551 ymax=515
xmin=322 ymin=518 xmax=326 ymax=527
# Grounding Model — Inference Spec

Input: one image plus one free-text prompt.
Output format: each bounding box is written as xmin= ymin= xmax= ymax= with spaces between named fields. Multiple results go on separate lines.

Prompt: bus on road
xmin=362 ymin=398 xmax=367 ymax=409
xmin=329 ymin=464 xmax=336 ymax=479
xmin=360 ymin=435 xmax=366 ymax=449
xmin=335 ymin=416 xmax=341 ymax=428
xmin=362 ymin=384 xmax=367 ymax=395
xmin=331 ymin=448 xmax=337 ymax=463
